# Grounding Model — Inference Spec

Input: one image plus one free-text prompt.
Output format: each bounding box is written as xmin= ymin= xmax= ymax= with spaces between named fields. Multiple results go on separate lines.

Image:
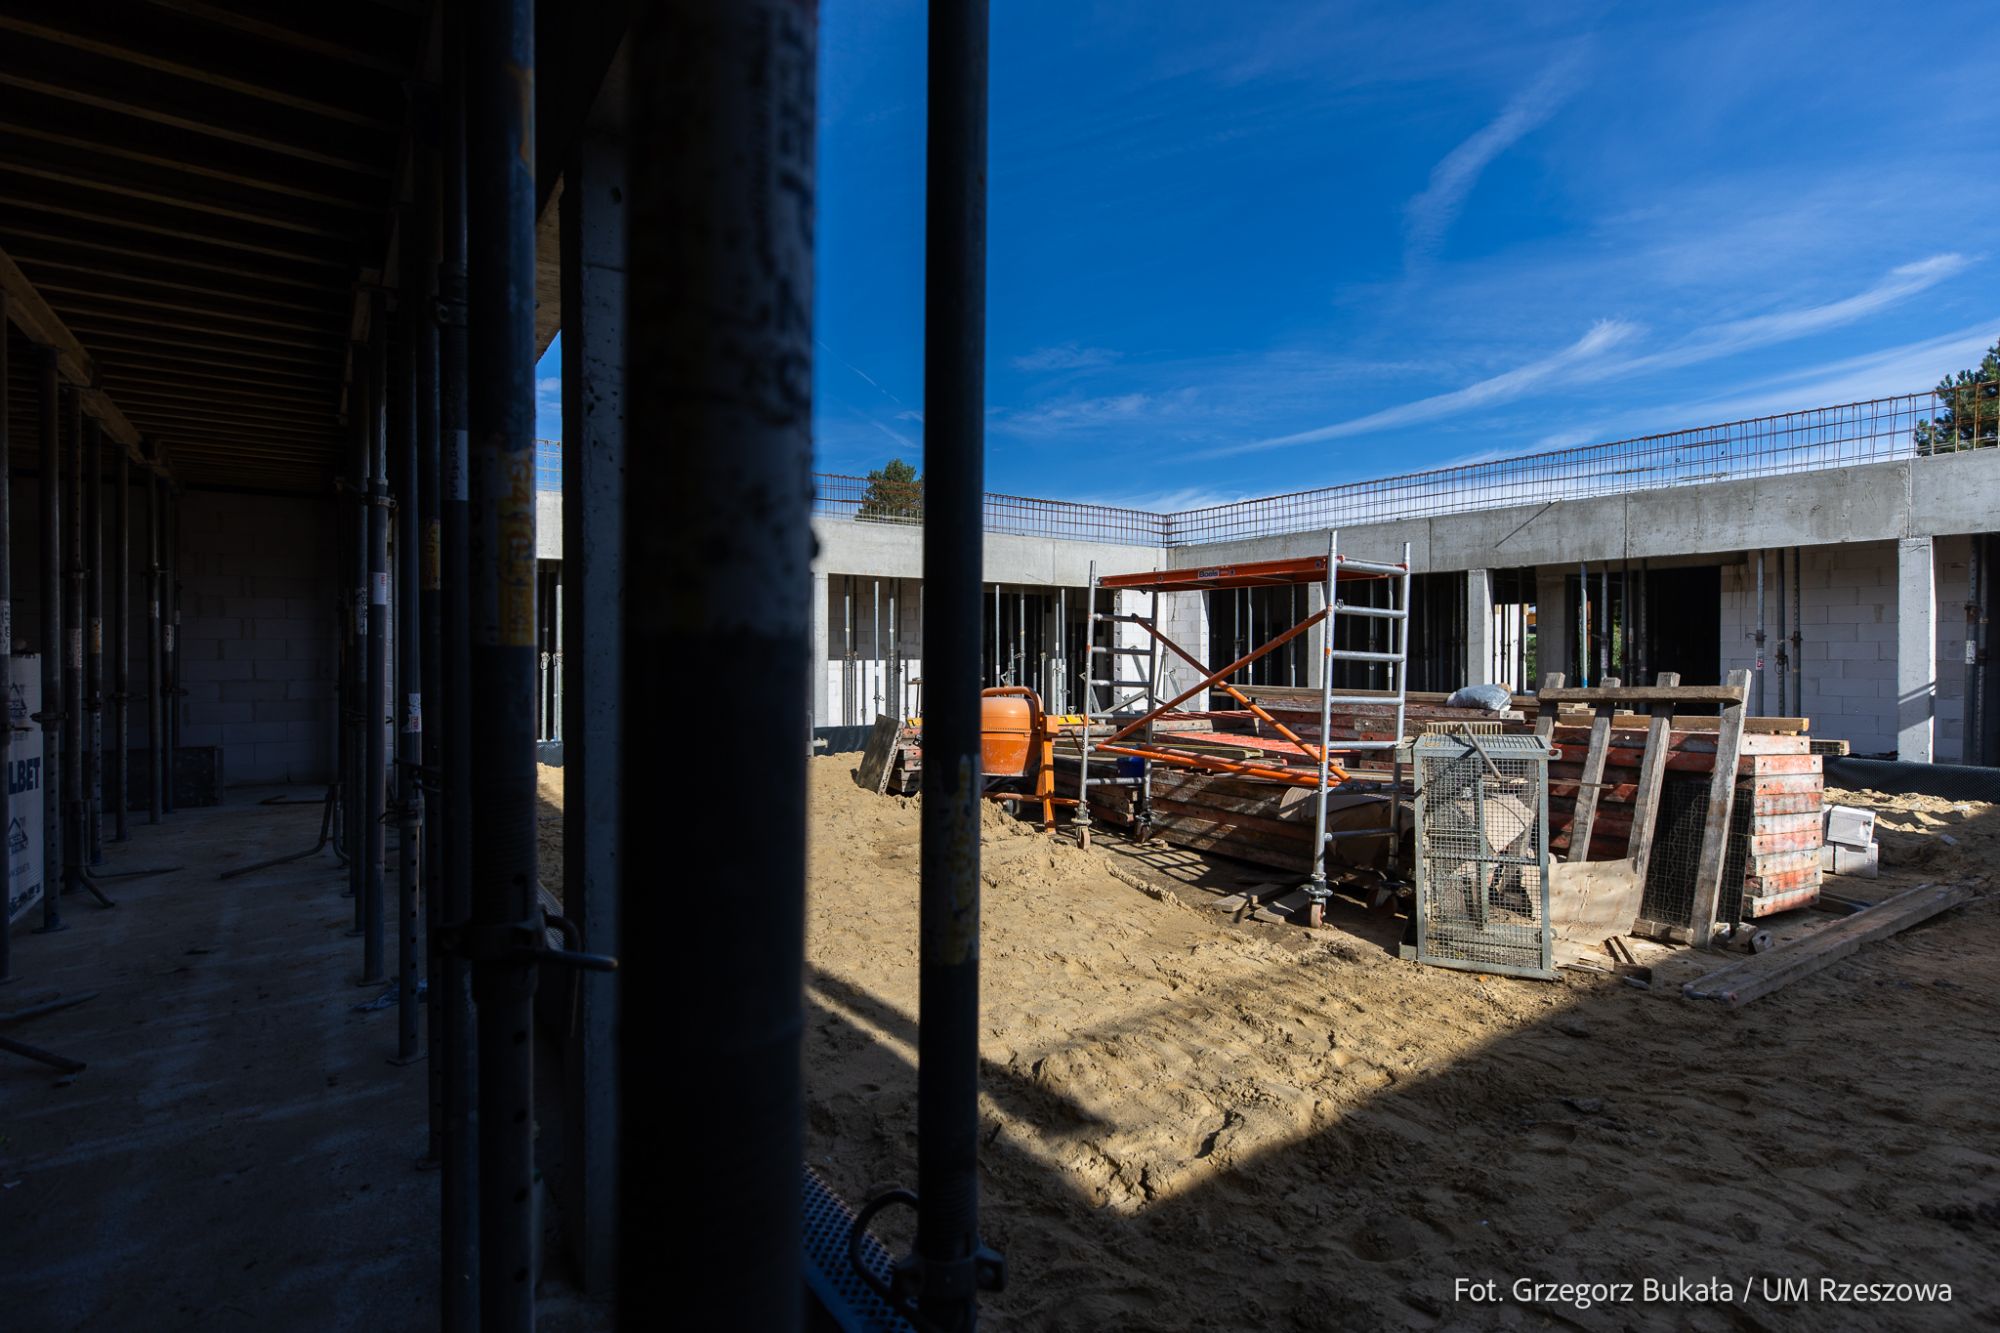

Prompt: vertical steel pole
xmin=916 ymin=1 xmax=1002 ymax=1325
xmin=438 ymin=0 xmax=479 ymax=1315
xmin=362 ymin=307 xmax=389 ymax=986
xmin=0 ymin=298 xmax=10 ymax=976
xmin=1776 ymin=548 xmax=1788 ymax=717
xmin=1800 ymin=544 xmax=1816 ymax=720
xmin=346 ymin=390 xmax=368 ymax=925
xmin=111 ymin=449 xmax=128 ymax=842
xmin=1077 ymin=562 xmax=1096 ymax=847
xmin=162 ymin=488 xmax=178 ymax=815
xmin=1754 ymin=549 xmax=1768 ymax=716
xmin=468 ymin=0 xmax=537 ymax=1324
xmin=393 ymin=272 xmax=423 ymax=1064
xmin=413 ymin=101 xmax=447 ymax=1161
xmin=558 ymin=78 xmax=628 ymax=1290
xmin=62 ymin=391 xmax=85 ymax=898
xmin=1599 ymin=566 xmax=1610 ymax=684
xmin=85 ymin=419 xmax=102 ymax=864
xmin=146 ymin=470 xmax=161 ymax=828
xmin=36 ymin=353 xmax=64 ymax=933
xmin=626 ymin=4 xmax=816 ymax=1325
xmin=1306 ymin=532 xmax=1337 ymax=916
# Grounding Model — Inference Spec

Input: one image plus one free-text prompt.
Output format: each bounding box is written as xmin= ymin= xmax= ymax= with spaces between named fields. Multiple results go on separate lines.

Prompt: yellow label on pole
xmin=497 ymin=449 xmax=535 ymax=647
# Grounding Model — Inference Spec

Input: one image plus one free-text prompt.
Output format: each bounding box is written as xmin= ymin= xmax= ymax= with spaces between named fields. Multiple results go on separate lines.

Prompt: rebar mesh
xmin=1639 ymin=776 xmax=1750 ymax=930
xmin=807 ymin=389 xmax=1989 ymax=549
xmin=1412 ymin=734 xmax=1554 ymax=979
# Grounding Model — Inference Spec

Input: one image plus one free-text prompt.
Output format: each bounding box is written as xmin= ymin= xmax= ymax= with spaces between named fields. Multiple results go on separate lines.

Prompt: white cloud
xmin=1002 ymin=388 xmax=1198 ymax=436
xmin=1011 ymin=343 xmax=1120 ymax=372
xmin=1404 ymin=46 xmax=1587 ymax=265
xmin=1208 ymin=318 xmax=1638 ymax=458
xmin=1205 ymin=255 xmax=1972 ymax=461
xmin=1598 ymin=254 xmax=1972 ymax=381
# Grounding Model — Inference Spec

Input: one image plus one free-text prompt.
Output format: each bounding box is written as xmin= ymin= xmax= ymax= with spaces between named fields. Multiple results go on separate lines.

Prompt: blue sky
xmin=541 ymin=0 xmax=1998 ymax=509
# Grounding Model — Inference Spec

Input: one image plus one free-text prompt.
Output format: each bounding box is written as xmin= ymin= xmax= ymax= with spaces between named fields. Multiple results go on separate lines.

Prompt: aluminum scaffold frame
xmin=1074 ymin=539 xmax=1414 ymax=924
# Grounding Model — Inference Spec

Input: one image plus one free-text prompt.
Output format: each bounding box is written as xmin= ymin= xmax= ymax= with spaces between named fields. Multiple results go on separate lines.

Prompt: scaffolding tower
xmin=1074 ymin=535 xmax=1414 ymax=924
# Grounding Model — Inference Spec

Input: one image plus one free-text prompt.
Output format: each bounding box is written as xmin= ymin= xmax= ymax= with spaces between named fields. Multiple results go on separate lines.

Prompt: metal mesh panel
xmin=1412 ymin=734 xmax=1554 ymax=979
xmin=1640 ymin=776 xmax=1750 ymax=929
xmin=811 ymin=391 xmax=1991 ymax=549
xmin=801 ymin=1167 xmax=913 ymax=1332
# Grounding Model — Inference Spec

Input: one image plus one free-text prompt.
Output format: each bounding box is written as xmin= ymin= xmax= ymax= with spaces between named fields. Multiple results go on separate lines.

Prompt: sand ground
xmin=794 ymin=757 xmax=1998 ymax=1330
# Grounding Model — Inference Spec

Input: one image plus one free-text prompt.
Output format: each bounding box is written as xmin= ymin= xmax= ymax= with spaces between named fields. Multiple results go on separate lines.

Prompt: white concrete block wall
xmin=1154 ymin=590 xmax=1208 ymax=710
xmin=819 ymin=574 xmax=922 ymax=725
xmin=175 ymin=492 xmax=338 ymax=784
xmin=1719 ymin=543 xmax=1899 ymax=756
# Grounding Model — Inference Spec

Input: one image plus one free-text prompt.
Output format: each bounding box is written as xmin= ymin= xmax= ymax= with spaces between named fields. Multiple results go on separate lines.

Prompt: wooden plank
xmin=1745 ymin=849 xmax=1821 ymax=877
xmin=1744 ymin=753 xmax=1820 ymax=775
xmin=1545 ymin=727 xmax=1810 ymax=756
xmin=1749 ymin=827 xmax=1824 ymax=856
xmin=856 ymin=714 xmax=905 ymax=796
xmin=1566 ymin=700 xmax=1616 ymax=863
xmin=1743 ymin=865 xmax=1822 ymax=895
xmin=1541 ymin=683 xmax=1749 ymax=704
xmin=1554 ymin=713 xmax=1808 ymax=735
xmin=1748 ymin=790 xmax=1824 ymax=815
xmin=1683 ymin=882 xmax=1974 ymax=1007
xmin=1627 ymin=671 xmax=1680 ymax=882
xmin=1689 ymin=669 xmax=1752 ymax=946
xmin=1742 ymin=884 xmax=1825 ymax=917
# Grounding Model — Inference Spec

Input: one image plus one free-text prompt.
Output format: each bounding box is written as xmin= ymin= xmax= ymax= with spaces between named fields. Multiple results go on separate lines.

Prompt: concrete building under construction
xmin=1 ymin=4 xmax=1996 ymax=1333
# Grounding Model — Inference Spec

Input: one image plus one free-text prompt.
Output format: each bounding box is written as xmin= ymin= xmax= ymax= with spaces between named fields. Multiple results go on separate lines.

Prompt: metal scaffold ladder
xmin=1075 ymin=559 xmax=1163 ymax=848
xmin=1304 ymin=534 xmax=1414 ymax=925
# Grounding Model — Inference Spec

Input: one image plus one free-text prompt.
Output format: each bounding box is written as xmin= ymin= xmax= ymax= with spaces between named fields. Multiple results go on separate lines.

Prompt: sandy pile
xmin=802 ymin=757 xmax=2000 ymax=1330
xmin=1824 ymin=786 xmax=1997 ymax=891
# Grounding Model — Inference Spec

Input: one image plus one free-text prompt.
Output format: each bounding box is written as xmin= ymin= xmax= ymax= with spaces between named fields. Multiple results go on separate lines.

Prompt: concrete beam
xmin=1897 ymin=537 xmax=1935 ymax=762
xmin=1 ymin=243 xmax=144 ymax=457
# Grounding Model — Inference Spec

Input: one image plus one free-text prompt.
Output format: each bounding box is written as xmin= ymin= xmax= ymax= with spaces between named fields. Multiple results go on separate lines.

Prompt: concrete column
xmin=1897 ymin=536 xmax=1935 ymax=762
xmin=1534 ymin=567 xmax=1571 ymax=683
xmin=810 ymin=573 xmax=830 ymax=728
xmin=1305 ymin=578 xmax=1326 ymax=688
xmin=558 ymin=81 xmax=625 ymax=1297
xmin=1464 ymin=568 xmax=1493 ymax=688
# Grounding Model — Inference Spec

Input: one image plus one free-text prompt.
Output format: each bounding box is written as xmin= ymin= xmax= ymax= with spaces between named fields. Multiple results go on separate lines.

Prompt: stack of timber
xmin=1231 ymin=686 xmax=1526 ymax=742
xmin=1052 ymin=765 xmax=1408 ymax=876
xmin=1523 ymin=712 xmax=1825 ymax=918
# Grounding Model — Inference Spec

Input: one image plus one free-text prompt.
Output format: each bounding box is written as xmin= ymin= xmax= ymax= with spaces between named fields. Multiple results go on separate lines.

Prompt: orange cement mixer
xmin=979 ymin=686 xmax=1039 ymax=778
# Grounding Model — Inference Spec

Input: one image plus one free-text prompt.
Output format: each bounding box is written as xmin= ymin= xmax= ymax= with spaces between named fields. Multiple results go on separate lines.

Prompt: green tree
xmin=1915 ymin=337 xmax=2000 ymax=455
xmin=857 ymin=458 xmax=923 ymax=522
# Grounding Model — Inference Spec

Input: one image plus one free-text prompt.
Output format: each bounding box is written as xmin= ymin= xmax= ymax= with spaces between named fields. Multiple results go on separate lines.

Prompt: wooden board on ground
xmin=1251 ymin=889 xmax=1314 ymax=925
xmin=1683 ymin=882 xmax=1975 ymax=1007
xmin=1548 ymin=859 xmax=1647 ymax=947
xmin=856 ymin=714 xmax=904 ymax=795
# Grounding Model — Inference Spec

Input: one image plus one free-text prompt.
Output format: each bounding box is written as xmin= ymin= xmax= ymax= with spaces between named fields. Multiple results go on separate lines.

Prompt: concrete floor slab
xmin=0 ymin=794 xmax=439 ymax=1330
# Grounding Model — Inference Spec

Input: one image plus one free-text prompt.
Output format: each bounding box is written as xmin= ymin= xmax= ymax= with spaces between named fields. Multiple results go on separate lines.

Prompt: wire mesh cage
xmin=1640 ymin=775 xmax=1750 ymax=930
xmin=1410 ymin=733 xmax=1555 ymax=980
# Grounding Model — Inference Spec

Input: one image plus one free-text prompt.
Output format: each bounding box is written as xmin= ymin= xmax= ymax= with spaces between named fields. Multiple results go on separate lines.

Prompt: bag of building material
xmin=1444 ymin=683 xmax=1513 ymax=712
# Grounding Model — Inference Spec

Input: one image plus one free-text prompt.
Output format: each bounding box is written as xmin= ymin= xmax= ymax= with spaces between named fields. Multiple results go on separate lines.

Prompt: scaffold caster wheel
xmin=1306 ymin=899 xmax=1325 ymax=929
xmin=1077 ymin=826 xmax=1092 ymax=851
